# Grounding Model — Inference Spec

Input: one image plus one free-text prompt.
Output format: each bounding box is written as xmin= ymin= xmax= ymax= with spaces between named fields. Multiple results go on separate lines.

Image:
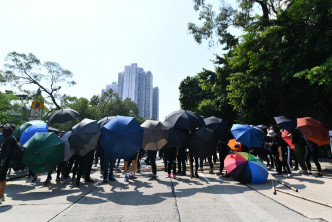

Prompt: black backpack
xmin=9 ymin=144 xmax=26 ymax=171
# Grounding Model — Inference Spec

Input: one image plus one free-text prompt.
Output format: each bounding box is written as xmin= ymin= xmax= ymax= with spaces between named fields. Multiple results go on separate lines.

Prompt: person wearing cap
xmin=0 ymin=124 xmax=17 ymax=204
xmin=266 ymin=129 xmax=292 ymax=177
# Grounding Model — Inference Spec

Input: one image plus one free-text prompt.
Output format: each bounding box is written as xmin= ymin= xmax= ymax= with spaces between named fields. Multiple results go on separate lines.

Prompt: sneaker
xmin=198 ymin=168 xmax=203 ymax=172
xmin=172 ymin=174 xmax=176 ymax=178
xmin=194 ymin=173 xmax=200 ymax=178
xmin=75 ymin=181 xmax=80 ymax=187
xmin=314 ymin=173 xmax=323 ymax=177
xmin=287 ymin=173 xmax=293 ymax=178
xmin=136 ymin=169 xmax=141 ymax=174
xmin=102 ymin=179 xmax=108 ymax=184
xmin=165 ymin=174 xmax=171 ymax=178
xmin=31 ymin=177 xmax=37 ymax=183
xmin=209 ymin=169 xmax=214 ymax=174
xmin=272 ymin=172 xmax=283 ymax=176
xmin=124 ymin=175 xmax=129 ymax=182
xmin=222 ymin=173 xmax=229 ymax=178
xmin=43 ymin=179 xmax=51 ymax=186
xmin=149 ymin=175 xmax=157 ymax=180
xmin=128 ymin=174 xmax=137 ymax=180
xmin=0 ymin=195 xmax=5 ymax=202
xmin=108 ymin=176 xmax=116 ymax=181
xmin=85 ymin=178 xmax=94 ymax=183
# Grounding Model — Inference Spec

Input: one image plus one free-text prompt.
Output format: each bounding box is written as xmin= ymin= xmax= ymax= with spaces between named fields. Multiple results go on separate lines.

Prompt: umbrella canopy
xmin=22 ymin=132 xmax=64 ymax=173
xmin=274 ymin=116 xmax=296 ymax=131
xmin=256 ymin=125 xmax=267 ymax=130
xmin=97 ymin=116 xmax=115 ymax=129
xmin=227 ymin=139 xmax=242 ymax=152
xmin=231 ymin=124 xmax=265 ymax=148
xmin=204 ymin=116 xmax=233 ymax=142
xmin=60 ymin=131 xmax=73 ymax=161
xmin=13 ymin=120 xmax=45 ymax=140
xmin=297 ymin=117 xmax=330 ymax=146
xmin=48 ymin=108 xmax=80 ymax=124
xmin=224 ymin=152 xmax=268 ymax=184
xmin=68 ymin=118 xmax=101 ymax=156
xmin=99 ymin=116 xmax=144 ymax=160
xmin=141 ymin=120 xmax=168 ymax=151
xmin=163 ymin=110 xmax=205 ymax=131
xmin=187 ymin=127 xmax=217 ymax=158
xmin=163 ymin=127 xmax=190 ymax=148
xmin=19 ymin=122 xmax=48 ymax=145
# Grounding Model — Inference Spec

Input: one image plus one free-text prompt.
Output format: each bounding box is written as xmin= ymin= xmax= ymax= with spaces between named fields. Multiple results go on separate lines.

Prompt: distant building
xmin=152 ymin=87 xmax=159 ymax=120
xmin=102 ymin=63 xmax=159 ymax=119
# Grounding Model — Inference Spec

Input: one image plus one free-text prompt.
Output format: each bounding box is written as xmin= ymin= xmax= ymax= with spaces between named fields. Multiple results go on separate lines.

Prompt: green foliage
xmin=183 ymin=0 xmax=332 ymax=127
xmin=3 ymin=51 xmax=76 ymax=109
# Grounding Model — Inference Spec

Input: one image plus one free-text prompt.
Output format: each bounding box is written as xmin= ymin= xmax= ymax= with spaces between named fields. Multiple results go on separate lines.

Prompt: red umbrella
xmin=297 ymin=117 xmax=330 ymax=146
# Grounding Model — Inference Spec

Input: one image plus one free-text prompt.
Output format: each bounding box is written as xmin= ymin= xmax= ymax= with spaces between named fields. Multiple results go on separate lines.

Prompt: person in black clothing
xmin=165 ymin=146 xmax=177 ymax=178
xmin=177 ymin=147 xmax=187 ymax=176
xmin=291 ymin=128 xmax=308 ymax=174
xmin=0 ymin=124 xmax=17 ymax=204
xmin=74 ymin=149 xmax=95 ymax=187
xmin=148 ymin=150 xmax=157 ymax=180
xmin=217 ymin=140 xmax=230 ymax=176
xmin=267 ymin=130 xmax=292 ymax=177
xmin=304 ymin=139 xmax=323 ymax=177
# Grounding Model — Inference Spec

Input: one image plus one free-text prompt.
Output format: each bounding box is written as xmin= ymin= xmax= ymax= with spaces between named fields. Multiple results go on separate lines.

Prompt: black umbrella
xmin=48 ymin=108 xmax=80 ymax=124
xmin=97 ymin=116 xmax=115 ymax=129
xmin=187 ymin=127 xmax=217 ymax=158
xmin=68 ymin=118 xmax=100 ymax=156
xmin=274 ymin=116 xmax=296 ymax=131
xmin=204 ymin=116 xmax=233 ymax=142
xmin=163 ymin=110 xmax=205 ymax=131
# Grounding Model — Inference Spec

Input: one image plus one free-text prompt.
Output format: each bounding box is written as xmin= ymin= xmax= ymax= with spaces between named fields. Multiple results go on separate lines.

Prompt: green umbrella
xmin=23 ymin=132 xmax=64 ymax=174
xmin=13 ymin=120 xmax=45 ymax=140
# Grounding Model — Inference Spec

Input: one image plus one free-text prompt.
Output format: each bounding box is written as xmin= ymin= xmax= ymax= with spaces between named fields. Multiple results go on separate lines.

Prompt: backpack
xmin=9 ymin=144 xmax=26 ymax=171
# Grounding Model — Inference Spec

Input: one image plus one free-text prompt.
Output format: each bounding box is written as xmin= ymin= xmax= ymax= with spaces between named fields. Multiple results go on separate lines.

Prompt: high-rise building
xmin=110 ymin=63 xmax=159 ymax=119
xmin=152 ymin=87 xmax=159 ymax=120
xmin=144 ymin=71 xmax=153 ymax=119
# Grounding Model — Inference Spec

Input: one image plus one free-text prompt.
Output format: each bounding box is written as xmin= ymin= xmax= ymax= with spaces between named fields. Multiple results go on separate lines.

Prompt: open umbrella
xmin=163 ymin=110 xmax=205 ymax=131
xmin=274 ymin=116 xmax=296 ymax=131
xmin=141 ymin=120 xmax=168 ymax=151
xmin=297 ymin=117 xmax=330 ymax=146
xmin=68 ymin=118 xmax=101 ymax=156
xmin=224 ymin=152 xmax=268 ymax=184
xmin=204 ymin=116 xmax=233 ymax=142
xmin=97 ymin=116 xmax=115 ymax=129
xmin=99 ymin=116 xmax=144 ymax=160
xmin=231 ymin=124 xmax=265 ymax=148
xmin=60 ymin=131 xmax=73 ymax=161
xmin=13 ymin=120 xmax=45 ymax=140
xmin=227 ymin=139 xmax=242 ymax=152
xmin=19 ymin=122 xmax=48 ymax=145
xmin=22 ymin=132 xmax=64 ymax=174
xmin=48 ymin=108 xmax=80 ymax=124
xmin=187 ymin=126 xmax=217 ymax=158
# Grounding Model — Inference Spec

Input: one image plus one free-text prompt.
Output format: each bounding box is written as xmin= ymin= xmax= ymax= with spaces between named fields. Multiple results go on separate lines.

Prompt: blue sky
xmin=0 ymin=0 xmax=221 ymax=120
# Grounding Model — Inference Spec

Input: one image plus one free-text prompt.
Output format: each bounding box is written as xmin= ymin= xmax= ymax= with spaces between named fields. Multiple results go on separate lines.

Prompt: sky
xmin=0 ymin=0 xmax=221 ymax=121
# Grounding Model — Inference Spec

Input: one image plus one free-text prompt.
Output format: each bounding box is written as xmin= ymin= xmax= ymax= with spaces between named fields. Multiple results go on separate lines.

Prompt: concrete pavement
xmin=1 ymin=158 xmax=331 ymax=221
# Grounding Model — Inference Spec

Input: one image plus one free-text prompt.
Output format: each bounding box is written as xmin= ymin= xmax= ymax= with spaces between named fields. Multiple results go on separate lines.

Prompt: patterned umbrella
xmin=224 ymin=152 xmax=268 ymax=184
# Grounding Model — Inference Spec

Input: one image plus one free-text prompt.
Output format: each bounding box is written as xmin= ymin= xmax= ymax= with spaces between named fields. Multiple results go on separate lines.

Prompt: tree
xmin=186 ymin=0 xmax=332 ymax=127
xmin=3 ymin=52 xmax=76 ymax=110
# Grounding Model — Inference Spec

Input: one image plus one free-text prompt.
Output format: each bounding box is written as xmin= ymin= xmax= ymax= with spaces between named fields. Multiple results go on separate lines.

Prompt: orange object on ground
xmin=297 ymin=117 xmax=330 ymax=146
xmin=228 ymin=139 xmax=242 ymax=152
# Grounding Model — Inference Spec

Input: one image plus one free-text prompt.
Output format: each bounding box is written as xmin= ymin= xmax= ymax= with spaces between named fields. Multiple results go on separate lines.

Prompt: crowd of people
xmin=0 ymin=122 xmax=331 ymax=206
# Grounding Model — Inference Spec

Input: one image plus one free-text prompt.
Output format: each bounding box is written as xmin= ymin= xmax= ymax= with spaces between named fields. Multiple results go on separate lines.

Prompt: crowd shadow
xmin=0 ymin=205 xmax=13 ymax=213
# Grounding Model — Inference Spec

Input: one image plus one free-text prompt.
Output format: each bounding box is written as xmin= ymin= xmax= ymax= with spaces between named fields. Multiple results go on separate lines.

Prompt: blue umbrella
xmin=19 ymin=122 xmax=48 ymax=145
xmin=230 ymin=124 xmax=264 ymax=148
xmin=99 ymin=116 xmax=144 ymax=160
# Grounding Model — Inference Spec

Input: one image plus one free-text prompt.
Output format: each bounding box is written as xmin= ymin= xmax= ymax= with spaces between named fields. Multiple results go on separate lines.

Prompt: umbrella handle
xmin=132 ymin=152 xmax=140 ymax=181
